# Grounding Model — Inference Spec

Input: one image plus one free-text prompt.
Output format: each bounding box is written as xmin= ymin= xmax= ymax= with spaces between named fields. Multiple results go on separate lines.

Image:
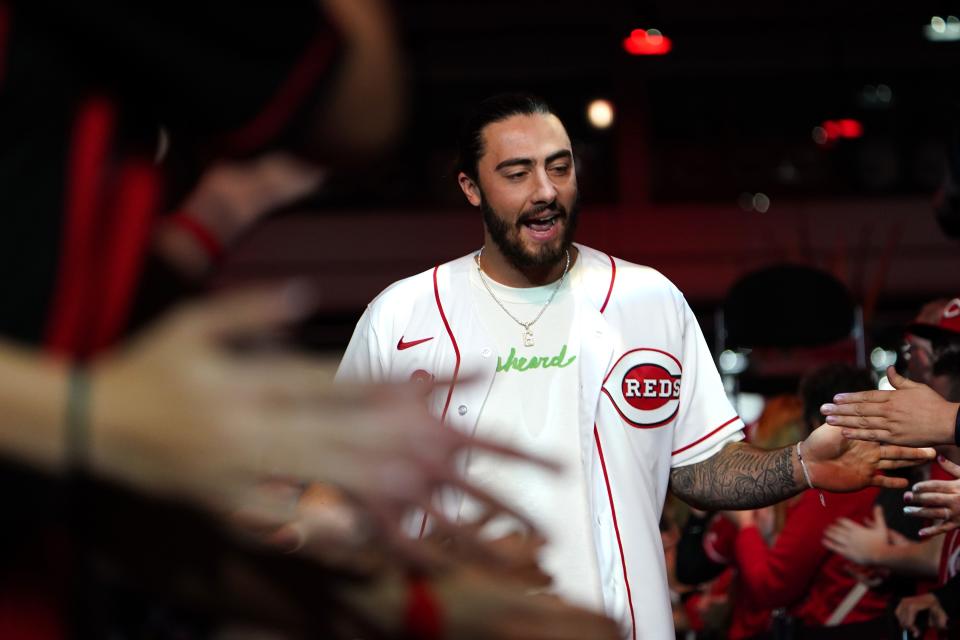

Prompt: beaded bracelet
xmin=796 ymin=440 xmax=826 ymax=507
xmin=66 ymin=367 xmax=90 ymax=472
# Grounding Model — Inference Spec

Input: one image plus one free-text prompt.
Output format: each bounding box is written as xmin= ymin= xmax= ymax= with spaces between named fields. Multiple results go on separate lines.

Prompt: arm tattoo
xmin=669 ymin=442 xmax=803 ymax=510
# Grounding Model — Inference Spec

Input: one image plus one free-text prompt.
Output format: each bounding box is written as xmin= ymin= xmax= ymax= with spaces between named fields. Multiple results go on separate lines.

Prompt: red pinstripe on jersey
xmin=418 ymin=264 xmax=462 ymax=539
xmin=672 ymin=416 xmax=740 ymax=457
xmin=594 ymin=425 xmax=636 ymax=640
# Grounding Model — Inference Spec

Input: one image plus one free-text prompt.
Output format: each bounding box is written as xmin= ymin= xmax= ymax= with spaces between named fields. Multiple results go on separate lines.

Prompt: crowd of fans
xmin=668 ymin=298 xmax=960 ymax=639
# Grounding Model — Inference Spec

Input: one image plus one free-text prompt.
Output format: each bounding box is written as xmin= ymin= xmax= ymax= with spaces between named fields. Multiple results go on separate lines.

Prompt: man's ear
xmin=457 ymin=172 xmax=482 ymax=207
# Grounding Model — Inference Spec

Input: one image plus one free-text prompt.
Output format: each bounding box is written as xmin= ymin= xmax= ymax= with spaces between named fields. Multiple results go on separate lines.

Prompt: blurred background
xmin=216 ymin=0 xmax=960 ymax=399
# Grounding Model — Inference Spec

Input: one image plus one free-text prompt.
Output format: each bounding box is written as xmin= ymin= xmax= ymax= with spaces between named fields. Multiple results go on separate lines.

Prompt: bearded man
xmin=337 ymin=93 xmax=933 ymax=639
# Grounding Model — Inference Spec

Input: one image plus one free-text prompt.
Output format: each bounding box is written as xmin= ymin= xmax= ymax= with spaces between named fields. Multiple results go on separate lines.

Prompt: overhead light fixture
xmin=814 ymin=119 xmax=864 ymax=146
xmin=924 ymin=15 xmax=960 ymax=41
xmin=623 ymin=28 xmax=672 ymax=55
xmin=586 ymin=99 xmax=615 ymax=129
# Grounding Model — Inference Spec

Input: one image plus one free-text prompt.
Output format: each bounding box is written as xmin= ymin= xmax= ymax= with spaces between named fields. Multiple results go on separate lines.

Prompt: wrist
xmin=0 ymin=346 xmax=71 ymax=471
xmin=795 ymin=441 xmax=827 ymax=507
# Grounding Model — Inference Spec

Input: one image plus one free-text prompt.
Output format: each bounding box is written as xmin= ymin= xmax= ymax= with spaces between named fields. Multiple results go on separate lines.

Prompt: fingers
xmin=877 ymin=459 xmax=930 ymax=470
xmin=825 ymin=414 xmax=888 ymax=429
xmin=905 ymin=493 xmax=958 ymax=509
xmin=459 ymin=432 xmax=563 ymax=473
xmin=931 ymin=603 xmax=949 ymax=630
xmin=231 ymin=355 xmax=339 ymax=402
xmin=821 ymin=403 xmax=887 ymax=418
xmin=938 ymin=456 xmax=960 ymax=479
xmin=871 ymin=475 xmax=909 ymax=490
xmin=904 ymin=505 xmax=953 ymax=520
xmin=821 ymin=537 xmax=845 ymax=555
xmin=182 ymin=282 xmax=319 ymax=339
xmin=911 ymin=479 xmax=960 ymax=494
xmin=896 ymin=599 xmax=922 ymax=638
xmin=919 ymin=520 xmax=960 ymax=537
xmin=443 ymin=472 xmax=541 ymax=535
xmin=839 ymin=427 xmax=890 ymax=443
xmin=879 ymin=446 xmax=937 ymax=462
xmin=887 ymin=366 xmax=919 ymax=390
xmin=829 ymin=390 xmax=891 ymax=405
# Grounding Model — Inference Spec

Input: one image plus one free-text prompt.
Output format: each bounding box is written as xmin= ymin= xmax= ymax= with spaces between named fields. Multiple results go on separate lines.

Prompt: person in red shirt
xmin=726 ymin=364 xmax=896 ymax=636
xmin=825 ymin=301 xmax=960 ymax=637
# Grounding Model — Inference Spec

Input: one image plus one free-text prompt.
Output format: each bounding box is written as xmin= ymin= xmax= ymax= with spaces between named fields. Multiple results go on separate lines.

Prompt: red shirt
xmin=700 ymin=515 xmax=774 ymax=639
xmin=939 ymin=530 xmax=960 ymax=587
xmin=734 ymin=487 xmax=891 ymax=627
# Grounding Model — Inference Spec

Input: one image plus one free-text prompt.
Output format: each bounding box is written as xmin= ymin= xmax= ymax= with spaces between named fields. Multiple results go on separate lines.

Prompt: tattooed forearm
xmin=669 ymin=442 xmax=804 ymax=510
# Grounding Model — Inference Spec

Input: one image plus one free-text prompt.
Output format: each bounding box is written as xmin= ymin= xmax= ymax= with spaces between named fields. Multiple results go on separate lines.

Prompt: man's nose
xmin=530 ymin=167 xmax=559 ymax=204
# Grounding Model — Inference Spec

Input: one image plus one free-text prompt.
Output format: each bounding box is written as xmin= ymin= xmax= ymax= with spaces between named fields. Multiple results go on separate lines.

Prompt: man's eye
xmin=550 ymin=165 xmax=570 ymax=174
xmin=506 ymin=172 xmax=527 ymax=180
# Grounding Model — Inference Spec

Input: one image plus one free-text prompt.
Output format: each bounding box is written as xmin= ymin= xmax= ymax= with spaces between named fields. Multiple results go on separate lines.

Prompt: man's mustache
xmin=517 ymin=201 xmax=566 ymax=225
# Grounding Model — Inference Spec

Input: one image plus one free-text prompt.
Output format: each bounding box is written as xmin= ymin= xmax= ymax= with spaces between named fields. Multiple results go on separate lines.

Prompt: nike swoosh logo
xmin=397 ymin=336 xmax=434 ymax=351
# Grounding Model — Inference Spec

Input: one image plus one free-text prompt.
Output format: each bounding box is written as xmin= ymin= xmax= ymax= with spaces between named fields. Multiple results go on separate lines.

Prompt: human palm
xmin=802 ymin=423 xmax=933 ymax=491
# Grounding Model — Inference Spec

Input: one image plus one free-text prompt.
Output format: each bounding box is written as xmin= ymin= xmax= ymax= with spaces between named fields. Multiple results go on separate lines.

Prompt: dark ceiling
xmin=309 ymin=1 xmax=960 ymax=208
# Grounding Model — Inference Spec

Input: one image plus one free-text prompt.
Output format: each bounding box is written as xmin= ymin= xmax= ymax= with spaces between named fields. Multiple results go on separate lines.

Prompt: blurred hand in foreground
xmin=89 ymin=283 xmax=555 ymax=565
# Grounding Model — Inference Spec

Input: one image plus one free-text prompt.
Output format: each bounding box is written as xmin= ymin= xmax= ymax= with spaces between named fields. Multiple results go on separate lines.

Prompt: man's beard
xmin=480 ymin=191 xmax=579 ymax=271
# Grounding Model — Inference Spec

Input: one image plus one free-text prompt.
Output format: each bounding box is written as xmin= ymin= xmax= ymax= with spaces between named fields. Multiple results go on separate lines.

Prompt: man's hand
xmin=820 ymin=366 xmax=959 ymax=446
xmin=802 ymin=422 xmax=935 ymax=491
xmin=896 ymin=592 xmax=948 ymax=638
xmin=905 ymin=456 xmax=960 ymax=537
xmin=89 ymin=284 xmax=556 ymax=566
xmin=435 ymin=566 xmax=621 ymax=640
xmin=156 ymin=154 xmax=325 ymax=278
xmin=822 ymin=505 xmax=892 ymax=566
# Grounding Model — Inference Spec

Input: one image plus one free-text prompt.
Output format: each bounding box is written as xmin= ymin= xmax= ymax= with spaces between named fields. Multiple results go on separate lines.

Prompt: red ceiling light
xmin=623 ymin=28 xmax=672 ymax=56
xmin=815 ymin=119 xmax=864 ymax=146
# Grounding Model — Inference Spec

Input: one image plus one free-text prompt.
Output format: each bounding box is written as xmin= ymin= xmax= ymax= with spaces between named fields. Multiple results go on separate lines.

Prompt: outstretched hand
xmin=822 ymin=505 xmax=892 ymax=567
xmin=802 ymin=422 xmax=935 ymax=492
xmin=896 ymin=592 xmax=948 ymax=638
xmin=820 ymin=366 xmax=959 ymax=447
xmin=905 ymin=456 xmax=960 ymax=537
xmin=89 ymin=284 xmax=558 ymax=568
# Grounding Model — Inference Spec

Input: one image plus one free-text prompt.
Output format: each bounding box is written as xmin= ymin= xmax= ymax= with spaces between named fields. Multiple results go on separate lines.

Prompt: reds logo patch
xmin=602 ymin=348 xmax=682 ymax=428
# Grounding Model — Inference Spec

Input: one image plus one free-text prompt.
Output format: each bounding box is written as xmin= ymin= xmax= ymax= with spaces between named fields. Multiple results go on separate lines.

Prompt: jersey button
xmin=457 ymin=404 xmax=468 ymax=416
xmin=481 ymin=348 xmax=492 ymax=358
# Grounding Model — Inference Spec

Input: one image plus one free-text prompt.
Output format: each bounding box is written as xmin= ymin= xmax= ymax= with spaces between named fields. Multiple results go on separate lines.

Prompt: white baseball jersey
xmin=337 ymin=243 xmax=744 ymax=639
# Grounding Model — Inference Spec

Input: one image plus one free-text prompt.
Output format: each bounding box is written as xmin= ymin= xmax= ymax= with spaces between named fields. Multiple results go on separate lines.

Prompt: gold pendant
xmin=522 ymin=329 xmax=535 ymax=347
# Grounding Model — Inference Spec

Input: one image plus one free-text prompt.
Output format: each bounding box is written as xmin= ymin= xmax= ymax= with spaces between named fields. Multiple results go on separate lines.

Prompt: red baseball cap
xmin=908 ymin=298 xmax=960 ymax=340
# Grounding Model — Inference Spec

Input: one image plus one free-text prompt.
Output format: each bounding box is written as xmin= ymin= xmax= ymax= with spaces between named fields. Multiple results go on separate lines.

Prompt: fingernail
xmin=833 ymin=394 xmax=848 ymax=402
xmin=826 ymin=416 xmax=838 ymax=424
xmin=920 ymin=528 xmax=931 ymax=537
xmin=821 ymin=403 xmax=837 ymax=413
xmin=903 ymin=506 xmax=922 ymax=514
xmin=904 ymin=492 xmax=913 ymax=502
xmin=841 ymin=429 xmax=852 ymax=438
xmin=939 ymin=455 xmax=946 ymax=463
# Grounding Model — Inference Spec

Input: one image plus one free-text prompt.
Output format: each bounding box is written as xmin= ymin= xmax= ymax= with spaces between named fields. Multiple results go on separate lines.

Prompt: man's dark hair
xmin=455 ymin=93 xmax=554 ymax=181
xmin=932 ymin=334 xmax=960 ymax=401
xmin=798 ymin=363 xmax=876 ymax=430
